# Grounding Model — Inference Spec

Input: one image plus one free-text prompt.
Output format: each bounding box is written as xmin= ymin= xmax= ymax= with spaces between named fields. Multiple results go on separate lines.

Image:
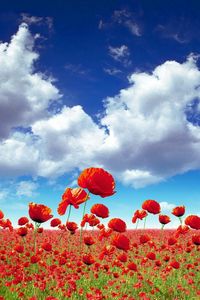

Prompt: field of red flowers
xmin=0 ymin=167 xmax=200 ymax=300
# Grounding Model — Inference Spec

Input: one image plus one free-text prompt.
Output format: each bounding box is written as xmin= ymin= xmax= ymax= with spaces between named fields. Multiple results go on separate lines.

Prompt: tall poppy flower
xmin=18 ymin=217 xmax=29 ymax=226
xmin=66 ymin=221 xmax=78 ymax=234
xmin=57 ymin=187 xmax=89 ymax=215
xmin=108 ymin=218 xmax=127 ymax=233
xmin=90 ymin=204 xmax=109 ymax=218
xmin=29 ymin=203 xmax=53 ymax=223
xmin=159 ymin=215 xmax=171 ymax=225
xmin=50 ymin=218 xmax=61 ymax=227
xmin=172 ymin=206 xmax=185 ymax=217
xmin=185 ymin=215 xmax=200 ymax=230
xmin=81 ymin=213 xmax=100 ymax=227
xmin=77 ymin=167 xmax=115 ymax=197
xmin=142 ymin=200 xmax=161 ymax=214
xmin=132 ymin=209 xmax=147 ymax=223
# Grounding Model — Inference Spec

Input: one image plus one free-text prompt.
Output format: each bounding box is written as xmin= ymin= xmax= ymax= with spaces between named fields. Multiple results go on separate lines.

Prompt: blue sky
xmin=0 ymin=0 xmax=200 ymax=228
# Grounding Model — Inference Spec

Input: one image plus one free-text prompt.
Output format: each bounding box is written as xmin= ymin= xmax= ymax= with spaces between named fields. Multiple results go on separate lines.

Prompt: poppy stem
xmin=179 ymin=216 xmax=182 ymax=225
xmin=136 ymin=219 xmax=139 ymax=230
xmin=34 ymin=223 xmax=40 ymax=254
xmin=79 ymin=196 xmax=89 ymax=254
xmin=66 ymin=204 xmax=72 ymax=224
xmin=143 ymin=216 xmax=147 ymax=229
xmin=160 ymin=224 xmax=164 ymax=243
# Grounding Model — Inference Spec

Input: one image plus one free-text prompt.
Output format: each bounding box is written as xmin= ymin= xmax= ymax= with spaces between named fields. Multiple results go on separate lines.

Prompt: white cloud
xmin=1 ymin=25 xmax=200 ymax=189
xmin=112 ymin=9 xmax=142 ymax=36
xmin=0 ymin=23 xmax=60 ymax=139
xmin=16 ymin=180 xmax=38 ymax=197
xmin=125 ymin=20 xmax=141 ymax=37
xmin=0 ymin=190 xmax=8 ymax=203
xmin=108 ymin=45 xmax=129 ymax=61
xmin=31 ymin=105 xmax=105 ymax=177
xmin=97 ymin=55 xmax=200 ymax=187
xmin=108 ymin=45 xmax=131 ymax=66
xmin=0 ymin=132 xmax=39 ymax=176
xmin=21 ymin=14 xmax=53 ymax=31
xmin=119 ymin=169 xmax=164 ymax=188
xmin=103 ymin=67 xmax=122 ymax=76
xmin=160 ymin=201 xmax=176 ymax=211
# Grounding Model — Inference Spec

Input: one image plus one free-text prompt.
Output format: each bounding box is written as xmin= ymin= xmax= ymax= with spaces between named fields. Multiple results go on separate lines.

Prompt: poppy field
xmin=0 ymin=168 xmax=200 ymax=300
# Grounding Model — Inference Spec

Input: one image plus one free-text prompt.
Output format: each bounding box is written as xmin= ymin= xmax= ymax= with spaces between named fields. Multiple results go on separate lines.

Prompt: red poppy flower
xmin=14 ymin=244 xmax=24 ymax=253
xmin=37 ymin=227 xmax=43 ymax=233
xmin=84 ymin=236 xmax=95 ymax=246
xmin=192 ymin=234 xmax=200 ymax=245
xmin=185 ymin=215 xmax=200 ymax=230
xmin=82 ymin=253 xmax=95 ymax=265
xmin=159 ymin=214 xmax=171 ymax=225
xmin=172 ymin=206 xmax=185 ymax=217
xmin=57 ymin=187 xmax=89 ymax=215
xmin=66 ymin=221 xmax=78 ymax=233
xmin=112 ymin=234 xmax=130 ymax=251
xmin=0 ymin=210 xmax=4 ymax=220
xmin=127 ymin=262 xmax=137 ymax=271
xmin=117 ymin=253 xmax=128 ymax=262
xmin=147 ymin=252 xmax=156 ymax=260
xmin=132 ymin=209 xmax=147 ymax=223
xmin=18 ymin=217 xmax=29 ymax=226
xmin=30 ymin=255 xmax=40 ymax=264
xmin=50 ymin=218 xmax=61 ymax=227
xmin=170 ymin=261 xmax=180 ymax=269
xmin=176 ymin=224 xmax=190 ymax=236
xmin=81 ymin=214 xmax=100 ymax=227
xmin=42 ymin=242 xmax=52 ymax=252
xmin=78 ymin=167 xmax=116 ymax=198
xmin=29 ymin=203 xmax=53 ymax=223
xmin=168 ymin=237 xmax=177 ymax=245
xmin=17 ymin=227 xmax=28 ymax=237
xmin=0 ymin=218 xmax=13 ymax=231
xmin=108 ymin=218 xmax=127 ymax=233
xmin=142 ymin=200 xmax=161 ymax=214
xmin=140 ymin=234 xmax=150 ymax=244
xmin=90 ymin=204 xmax=109 ymax=218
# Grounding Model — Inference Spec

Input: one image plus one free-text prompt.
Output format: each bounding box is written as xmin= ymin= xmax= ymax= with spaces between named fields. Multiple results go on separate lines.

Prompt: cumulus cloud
xmin=0 ymin=23 xmax=60 ymax=139
xmin=97 ymin=55 xmax=200 ymax=187
xmin=16 ymin=180 xmax=38 ymax=197
xmin=1 ymin=25 xmax=200 ymax=189
xmin=31 ymin=105 xmax=105 ymax=177
xmin=0 ymin=132 xmax=39 ymax=177
xmin=160 ymin=201 xmax=176 ymax=211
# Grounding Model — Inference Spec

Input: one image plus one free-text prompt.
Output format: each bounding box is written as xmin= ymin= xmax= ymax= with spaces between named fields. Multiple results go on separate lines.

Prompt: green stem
xmin=66 ymin=204 xmax=72 ymax=224
xmin=58 ymin=205 xmax=72 ymax=244
xmin=179 ymin=216 xmax=183 ymax=225
xmin=136 ymin=219 xmax=139 ymax=230
xmin=79 ymin=197 xmax=88 ymax=253
xmin=143 ymin=216 xmax=147 ymax=229
xmin=34 ymin=223 xmax=40 ymax=254
xmin=160 ymin=224 xmax=164 ymax=243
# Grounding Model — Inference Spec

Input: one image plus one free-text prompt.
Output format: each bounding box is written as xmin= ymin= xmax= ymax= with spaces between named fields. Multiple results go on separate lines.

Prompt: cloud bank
xmin=1 ymin=25 xmax=200 ymax=188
